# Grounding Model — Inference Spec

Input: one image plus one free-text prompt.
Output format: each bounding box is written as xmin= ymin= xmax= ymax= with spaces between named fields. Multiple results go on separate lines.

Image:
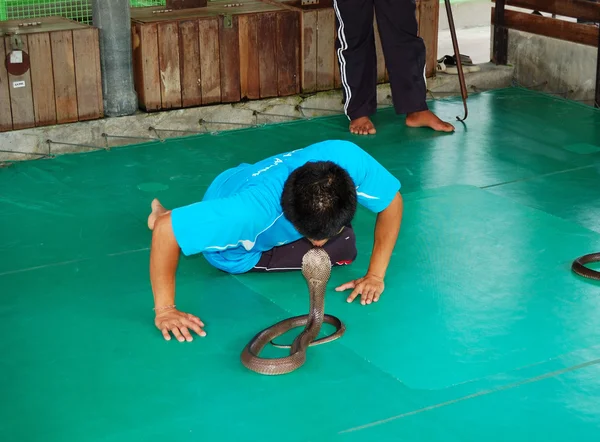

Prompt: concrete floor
xmin=437 ymin=0 xmax=491 ymax=64
xmin=438 ymin=26 xmax=491 ymax=65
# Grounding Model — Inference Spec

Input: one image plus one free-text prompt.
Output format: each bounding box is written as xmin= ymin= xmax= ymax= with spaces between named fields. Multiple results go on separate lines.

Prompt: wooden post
xmin=493 ymin=0 xmax=508 ymax=64
xmin=418 ymin=0 xmax=440 ymax=78
xmin=91 ymin=0 xmax=137 ymax=116
xmin=596 ymin=28 xmax=600 ymax=108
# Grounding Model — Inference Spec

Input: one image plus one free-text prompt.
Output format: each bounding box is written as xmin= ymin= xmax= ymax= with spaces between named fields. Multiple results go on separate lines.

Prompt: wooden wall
xmin=0 ymin=17 xmax=103 ymax=133
xmin=131 ymin=3 xmax=301 ymax=111
xmin=131 ymin=0 xmax=440 ymax=111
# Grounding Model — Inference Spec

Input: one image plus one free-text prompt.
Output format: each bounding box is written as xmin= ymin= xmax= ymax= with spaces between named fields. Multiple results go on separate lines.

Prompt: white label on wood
xmin=10 ymin=50 xmax=23 ymax=63
xmin=12 ymin=80 xmax=25 ymax=88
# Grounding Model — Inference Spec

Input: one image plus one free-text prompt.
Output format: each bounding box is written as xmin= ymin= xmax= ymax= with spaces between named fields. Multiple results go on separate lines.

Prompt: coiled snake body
xmin=572 ymin=252 xmax=600 ymax=281
xmin=241 ymin=247 xmax=346 ymax=375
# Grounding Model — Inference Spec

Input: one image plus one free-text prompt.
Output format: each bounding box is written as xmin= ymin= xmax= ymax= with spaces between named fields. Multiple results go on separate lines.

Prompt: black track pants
xmin=332 ymin=0 xmax=429 ymax=120
xmin=250 ymin=225 xmax=357 ymax=272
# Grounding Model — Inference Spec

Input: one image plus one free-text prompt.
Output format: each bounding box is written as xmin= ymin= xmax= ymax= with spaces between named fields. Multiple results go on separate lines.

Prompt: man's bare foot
xmin=148 ymin=198 xmax=169 ymax=230
xmin=406 ymin=110 xmax=455 ymax=132
xmin=350 ymin=116 xmax=376 ymax=135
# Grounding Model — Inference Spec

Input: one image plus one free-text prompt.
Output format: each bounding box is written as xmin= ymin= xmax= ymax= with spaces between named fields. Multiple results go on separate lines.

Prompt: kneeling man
xmin=147 ymin=140 xmax=404 ymax=342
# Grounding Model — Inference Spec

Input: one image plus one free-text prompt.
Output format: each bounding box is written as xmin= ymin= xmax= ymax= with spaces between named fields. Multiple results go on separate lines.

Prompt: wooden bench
xmin=491 ymin=0 xmax=600 ymax=107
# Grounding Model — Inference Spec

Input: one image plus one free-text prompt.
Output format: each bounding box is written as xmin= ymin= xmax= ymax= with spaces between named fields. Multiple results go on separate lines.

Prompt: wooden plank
xmin=334 ymin=46 xmax=342 ymax=89
xmin=4 ymin=36 xmax=35 ymax=130
xmin=72 ymin=28 xmax=103 ymax=121
xmin=50 ymin=30 xmax=78 ymax=124
xmin=316 ymin=8 xmax=335 ymax=91
xmin=132 ymin=23 xmax=161 ymax=111
xmin=373 ymin=15 xmax=386 ymax=84
xmin=238 ymin=14 xmax=260 ymax=100
xmin=157 ymin=21 xmax=182 ymax=108
xmin=301 ymin=10 xmax=317 ymax=93
xmin=0 ymin=16 xmax=89 ymax=34
xmin=131 ymin=0 xmax=286 ymax=23
xmin=218 ymin=15 xmax=241 ymax=103
xmin=276 ymin=11 xmax=300 ymax=96
xmin=418 ymin=0 xmax=439 ymax=78
xmin=0 ymin=39 xmax=13 ymax=132
xmin=27 ymin=32 xmax=56 ymax=126
xmin=198 ymin=18 xmax=221 ymax=104
xmin=332 ymin=9 xmax=342 ymax=88
xmin=132 ymin=2 xmax=285 ymax=23
xmin=178 ymin=20 xmax=202 ymax=107
xmin=258 ymin=12 xmax=278 ymax=98
xmin=491 ymin=8 xmax=599 ymax=47
xmin=494 ymin=0 xmax=600 ymax=23
xmin=131 ymin=23 xmax=144 ymax=108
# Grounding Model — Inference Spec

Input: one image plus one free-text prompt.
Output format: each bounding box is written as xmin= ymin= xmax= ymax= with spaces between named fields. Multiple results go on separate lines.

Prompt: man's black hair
xmin=281 ymin=160 xmax=357 ymax=240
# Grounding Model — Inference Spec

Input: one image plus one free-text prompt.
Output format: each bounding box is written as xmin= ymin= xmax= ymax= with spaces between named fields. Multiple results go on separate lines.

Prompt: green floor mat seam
xmin=338 ymin=356 xmax=600 ymax=436
xmin=479 ymin=164 xmax=599 ymax=190
xmin=509 ymin=85 xmax=600 ymax=112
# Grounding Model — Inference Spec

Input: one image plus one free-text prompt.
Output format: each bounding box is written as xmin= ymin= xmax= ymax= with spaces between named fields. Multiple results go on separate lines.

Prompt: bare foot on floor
xmin=406 ymin=110 xmax=455 ymax=132
xmin=148 ymin=198 xmax=169 ymax=230
xmin=350 ymin=116 xmax=376 ymax=135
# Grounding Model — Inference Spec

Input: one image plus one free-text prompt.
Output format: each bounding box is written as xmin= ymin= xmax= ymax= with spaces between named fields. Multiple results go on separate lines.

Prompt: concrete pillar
xmin=91 ymin=0 xmax=138 ymax=117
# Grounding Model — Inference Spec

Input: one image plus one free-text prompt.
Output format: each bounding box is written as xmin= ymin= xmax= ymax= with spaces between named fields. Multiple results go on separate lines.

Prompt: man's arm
xmin=150 ymin=213 xmax=181 ymax=311
xmin=148 ymin=191 xmax=272 ymax=341
xmin=335 ymin=191 xmax=403 ymax=305
xmin=150 ymin=213 xmax=206 ymax=342
xmin=366 ymin=191 xmax=403 ymax=279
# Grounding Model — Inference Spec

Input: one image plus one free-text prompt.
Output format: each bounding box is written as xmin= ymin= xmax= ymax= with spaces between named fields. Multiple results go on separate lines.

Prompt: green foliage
xmin=0 ymin=0 xmax=166 ymax=24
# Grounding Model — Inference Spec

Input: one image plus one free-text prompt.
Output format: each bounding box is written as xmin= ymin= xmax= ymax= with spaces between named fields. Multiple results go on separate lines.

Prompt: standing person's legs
xmin=332 ymin=0 xmax=379 ymax=135
xmin=251 ymin=225 xmax=358 ymax=272
xmin=374 ymin=0 xmax=454 ymax=132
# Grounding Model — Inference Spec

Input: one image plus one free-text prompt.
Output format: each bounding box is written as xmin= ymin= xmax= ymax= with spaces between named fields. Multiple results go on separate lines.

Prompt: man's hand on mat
xmin=155 ymin=309 xmax=206 ymax=342
xmin=335 ymin=274 xmax=385 ymax=305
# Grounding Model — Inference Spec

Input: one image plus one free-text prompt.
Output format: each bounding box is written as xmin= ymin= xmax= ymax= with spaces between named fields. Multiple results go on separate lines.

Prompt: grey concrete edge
xmin=0 ymin=63 xmax=515 ymax=163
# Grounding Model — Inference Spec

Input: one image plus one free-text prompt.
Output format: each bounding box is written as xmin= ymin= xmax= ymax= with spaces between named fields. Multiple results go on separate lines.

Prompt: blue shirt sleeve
xmin=327 ymin=140 xmax=401 ymax=213
xmin=170 ymin=191 xmax=274 ymax=256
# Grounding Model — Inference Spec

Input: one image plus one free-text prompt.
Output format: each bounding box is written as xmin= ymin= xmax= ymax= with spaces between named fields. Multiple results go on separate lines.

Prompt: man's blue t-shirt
xmin=170 ymin=140 xmax=401 ymax=274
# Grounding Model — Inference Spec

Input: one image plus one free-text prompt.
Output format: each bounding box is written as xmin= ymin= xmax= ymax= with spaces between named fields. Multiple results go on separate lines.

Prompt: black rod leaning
xmin=594 ymin=25 xmax=600 ymax=108
xmin=493 ymin=0 xmax=508 ymax=65
xmin=444 ymin=0 xmax=469 ymax=121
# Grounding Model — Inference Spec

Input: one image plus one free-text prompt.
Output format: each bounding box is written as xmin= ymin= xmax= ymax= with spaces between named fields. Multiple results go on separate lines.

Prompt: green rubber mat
xmin=1 ymin=88 xmax=600 ymax=441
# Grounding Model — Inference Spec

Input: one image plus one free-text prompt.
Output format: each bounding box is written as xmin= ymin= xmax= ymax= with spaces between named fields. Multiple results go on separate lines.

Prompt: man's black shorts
xmin=251 ymin=225 xmax=357 ymax=272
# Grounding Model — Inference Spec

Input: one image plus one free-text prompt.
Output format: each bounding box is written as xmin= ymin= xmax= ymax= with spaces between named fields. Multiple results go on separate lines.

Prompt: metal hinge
xmin=10 ymin=34 xmax=23 ymax=51
xmin=222 ymin=13 xmax=233 ymax=28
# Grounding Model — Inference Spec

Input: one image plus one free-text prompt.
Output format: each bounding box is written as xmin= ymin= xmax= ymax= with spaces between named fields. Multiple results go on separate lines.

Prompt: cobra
xmin=240 ymin=247 xmax=346 ymax=375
